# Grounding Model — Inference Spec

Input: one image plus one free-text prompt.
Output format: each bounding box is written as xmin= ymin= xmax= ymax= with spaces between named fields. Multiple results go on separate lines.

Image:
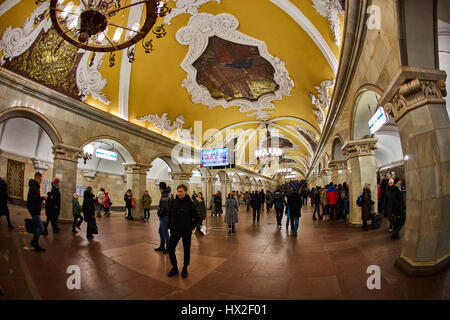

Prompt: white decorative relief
xmin=137 ymin=113 xmax=193 ymax=141
xmin=312 ymin=0 xmax=344 ymax=46
xmin=76 ymin=51 xmax=110 ymax=105
xmin=82 ymin=169 xmax=97 ymax=182
xmin=294 ymin=124 xmax=318 ymax=143
xmin=309 ymin=79 xmax=334 ymax=129
xmin=0 ymin=1 xmax=109 ymax=105
xmin=164 ymin=0 xmax=221 ymax=24
xmin=0 ymin=2 xmax=51 ymax=65
xmin=33 ymin=159 xmax=50 ymax=173
xmin=176 ymin=13 xmax=294 ymax=120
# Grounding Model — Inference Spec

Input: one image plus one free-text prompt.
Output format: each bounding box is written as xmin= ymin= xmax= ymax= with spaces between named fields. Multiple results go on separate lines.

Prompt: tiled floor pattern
xmin=0 ymin=204 xmax=449 ymax=300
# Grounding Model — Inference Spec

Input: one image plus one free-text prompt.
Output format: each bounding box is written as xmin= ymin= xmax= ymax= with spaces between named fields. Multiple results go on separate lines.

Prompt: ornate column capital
xmin=52 ymin=144 xmax=83 ymax=162
xmin=82 ymin=169 xmax=97 ymax=182
xmin=328 ymin=159 xmax=347 ymax=170
xmin=380 ymin=67 xmax=447 ymax=122
xmin=170 ymin=171 xmax=193 ymax=181
xmin=342 ymin=138 xmax=378 ymax=160
xmin=123 ymin=162 xmax=152 ymax=175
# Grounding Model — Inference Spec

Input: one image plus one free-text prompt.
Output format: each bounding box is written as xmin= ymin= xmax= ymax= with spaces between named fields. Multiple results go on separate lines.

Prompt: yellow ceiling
xmin=0 ymin=0 xmax=344 ymax=176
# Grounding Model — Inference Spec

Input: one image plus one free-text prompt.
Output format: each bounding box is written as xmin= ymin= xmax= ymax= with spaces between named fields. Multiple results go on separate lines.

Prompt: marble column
xmin=328 ymin=160 xmax=348 ymax=185
xmin=170 ymin=172 xmax=193 ymax=192
xmin=321 ymin=169 xmax=332 ymax=186
xmin=380 ymin=67 xmax=450 ymax=275
xmin=52 ymin=144 xmax=83 ymax=223
xmin=123 ymin=162 xmax=152 ymax=221
xmin=342 ymin=138 xmax=378 ymax=226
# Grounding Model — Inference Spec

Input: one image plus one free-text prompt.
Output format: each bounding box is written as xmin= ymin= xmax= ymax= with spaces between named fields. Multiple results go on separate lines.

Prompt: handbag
xmin=88 ymin=219 xmax=98 ymax=234
xmin=24 ymin=218 xmax=34 ymax=234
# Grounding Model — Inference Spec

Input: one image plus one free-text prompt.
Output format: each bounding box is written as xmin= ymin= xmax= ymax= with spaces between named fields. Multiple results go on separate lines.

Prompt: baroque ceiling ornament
xmin=176 ymin=13 xmax=294 ymax=120
xmin=164 ymin=0 xmax=220 ymax=24
xmin=0 ymin=1 xmax=110 ymax=105
xmin=312 ymin=0 xmax=344 ymax=46
xmin=309 ymin=79 xmax=334 ymax=129
xmin=136 ymin=112 xmax=193 ymax=141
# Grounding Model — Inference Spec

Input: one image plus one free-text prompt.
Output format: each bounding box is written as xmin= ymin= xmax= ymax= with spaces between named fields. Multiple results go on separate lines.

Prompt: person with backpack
xmin=361 ymin=183 xmax=374 ymax=231
xmin=155 ymin=182 xmax=171 ymax=254
xmin=273 ymin=189 xmax=286 ymax=228
xmin=72 ymin=193 xmax=83 ymax=234
xmin=312 ymin=186 xmax=322 ymax=220
xmin=124 ymin=189 xmax=133 ymax=220
xmin=326 ymin=182 xmax=339 ymax=221
xmin=142 ymin=190 xmax=152 ymax=222
xmin=103 ymin=192 xmax=111 ymax=217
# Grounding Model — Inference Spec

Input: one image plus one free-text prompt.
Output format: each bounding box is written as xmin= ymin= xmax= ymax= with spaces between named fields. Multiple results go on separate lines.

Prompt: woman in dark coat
xmin=391 ymin=178 xmax=406 ymax=239
xmin=362 ymin=183 xmax=375 ymax=231
xmin=83 ymin=187 xmax=96 ymax=239
xmin=194 ymin=192 xmax=207 ymax=234
xmin=0 ymin=177 xmax=13 ymax=229
xmin=225 ymin=193 xmax=238 ymax=233
xmin=124 ymin=189 xmax=133 ymax=220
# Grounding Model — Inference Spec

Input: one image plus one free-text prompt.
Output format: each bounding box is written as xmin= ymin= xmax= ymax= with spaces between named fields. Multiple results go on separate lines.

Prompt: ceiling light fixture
xmin=36 ymin=0 xmax=171 ymax=66
xmin=255 ymin=122 xmax=283 ymax=164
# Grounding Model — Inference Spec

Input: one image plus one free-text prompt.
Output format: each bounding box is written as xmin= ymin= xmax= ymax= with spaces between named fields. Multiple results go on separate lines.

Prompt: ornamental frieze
xmin=342 ymin=138 xmax=378 ymax=160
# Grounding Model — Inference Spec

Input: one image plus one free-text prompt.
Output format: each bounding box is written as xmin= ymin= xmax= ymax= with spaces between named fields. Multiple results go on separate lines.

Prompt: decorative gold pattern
xmin=7 ymin=159 xmax=25 ymax=200
xmin=4 ymin=28 xmax=81 ymax=99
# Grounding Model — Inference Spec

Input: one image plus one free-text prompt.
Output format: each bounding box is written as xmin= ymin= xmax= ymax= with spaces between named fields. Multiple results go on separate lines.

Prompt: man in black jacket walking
xmin=167 ymin=184 xmax=200 ymax=278
xmin=43 ymin=178 xmax=61 ymax=234
xmin=155 ymin=182 xmax=171 ymax=254
xmin=27 ymin=172 xmax=47 ymax=252
xmin=251 ymin=191 xmax=262 ymax=224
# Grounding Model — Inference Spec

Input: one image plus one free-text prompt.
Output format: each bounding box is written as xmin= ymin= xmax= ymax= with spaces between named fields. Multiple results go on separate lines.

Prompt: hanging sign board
xmin=95 ymin=149 xmax=118 ymax=161
xmin=368 ymin=106 xmax=389 ymax=134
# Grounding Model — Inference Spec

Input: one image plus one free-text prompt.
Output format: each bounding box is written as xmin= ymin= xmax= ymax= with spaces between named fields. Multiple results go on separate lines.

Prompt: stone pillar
xmin=52 ymin=144 xmax=83 ymax=223
xmin=123 ymin=162 xmax=152 ymax=221
xmin=380 ymin=67 xmax=449 ymax=275
xmin=321 ymin=169 xmax=332 ymax=186
xmin=170 ymin=171 xmax=193 ymax=192
xmin=328 ymin=160 xmax=348 ymax=185
xmin=342 ymin=138 xmax=378 ymax=226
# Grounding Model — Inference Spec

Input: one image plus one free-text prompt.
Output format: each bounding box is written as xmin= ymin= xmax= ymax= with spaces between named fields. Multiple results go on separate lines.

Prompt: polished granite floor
xmin=0 ymin=204 xmax=449 ymax=300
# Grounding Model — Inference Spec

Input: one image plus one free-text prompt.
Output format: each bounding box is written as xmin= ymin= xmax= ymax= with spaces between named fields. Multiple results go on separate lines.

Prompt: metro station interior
xmin=0 ymin=0 xmax=449 ymax=300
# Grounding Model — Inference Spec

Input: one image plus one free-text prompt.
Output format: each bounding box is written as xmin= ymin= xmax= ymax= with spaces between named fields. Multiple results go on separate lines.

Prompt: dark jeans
xmin=275 ymin=208 xmax=283 ymax=226
xmin=127 ymin=207 xmax=132 ymax=219
xmin=44 ymin=210 xmax=59 ymax=231
xmin=342 ymin=199 xmax=349 ymax=220
xmin=158 ymin=216 xmax=170 ymax=249
xmin=329 ymin=204 xmax=338 ymax=220
xmin=86 ymin=219 xmax=95 ymax=238
xmin=291 ymin=217 xmax=300 ymax=235
xmin=144 ymin=209 xmax=150 ymax=220
xmin=169 ymin=231 xmax=192 ymax=269
xmin=313 ymin=203 xmax=321 ymax=219
xmin=72 ymin=215 xmax=83 ymax=231
xmin=252 ymin=207 xmax=261 ymax=223
xmin=32 ymin=215 xmax=44 ymax=238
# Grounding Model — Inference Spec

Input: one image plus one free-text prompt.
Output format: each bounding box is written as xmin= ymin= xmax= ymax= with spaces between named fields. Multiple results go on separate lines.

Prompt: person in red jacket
xmin=326 ymin=182 xmax=339 ymax=221
xmin=103 ymin=192 xmax=111 ymax=217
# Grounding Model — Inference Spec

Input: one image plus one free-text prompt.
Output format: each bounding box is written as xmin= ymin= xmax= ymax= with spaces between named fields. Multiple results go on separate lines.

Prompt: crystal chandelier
xmin=38 ymin=0 xmax=170 ymax=66
xmin=255 ymin=123 xmax=283 ymax=162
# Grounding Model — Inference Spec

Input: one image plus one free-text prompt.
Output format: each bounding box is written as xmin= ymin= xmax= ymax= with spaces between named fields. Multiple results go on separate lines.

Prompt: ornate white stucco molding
xmin=176 ymin=13 xmax=294 ymax=120
xmin=309 ymin=79 xmax=334 ymax=129
xmin=76 ymin=51 xmax=110 ymax=105
xmin=0 ymin=0 xmax=21 ymax=18
xmin=82 ymin=169 xmax=97 ymax=182
xmin=312 ymin=0 xmax=345 ymax=46
xmin=0 ymin=1 xmax=109 ymax=105
xmin=164 ymin=0 xmax=220 ymax=24
xmin=136 ymin=113 xmax=193 ymax=141
xmin=33 ymin=159 xmax=51 ymax=173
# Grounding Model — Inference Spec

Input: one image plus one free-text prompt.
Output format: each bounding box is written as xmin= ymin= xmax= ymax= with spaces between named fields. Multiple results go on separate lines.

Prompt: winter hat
xmin=53 ymin=178 xmax=60 ymax=184
xmin=159 ymin=182 xmax=167 ymax=190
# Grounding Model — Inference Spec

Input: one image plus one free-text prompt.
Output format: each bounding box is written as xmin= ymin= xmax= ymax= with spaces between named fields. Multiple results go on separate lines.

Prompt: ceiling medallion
xmin=176 ymin=13 xmax=294 ymax=120
xmin=36 ymin=0 xmax=170 ymax=66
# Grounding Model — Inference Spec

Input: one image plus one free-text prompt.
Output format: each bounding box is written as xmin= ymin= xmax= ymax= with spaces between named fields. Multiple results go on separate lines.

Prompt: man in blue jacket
xmin=27 ymin=172 xmax=47 ymax=252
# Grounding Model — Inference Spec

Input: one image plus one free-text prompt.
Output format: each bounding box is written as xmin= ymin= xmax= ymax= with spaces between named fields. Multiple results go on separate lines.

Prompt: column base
xmin=395 ymin=253 xmax=450 ymax=276
xmin=348 ymin=220 xmax=363 ymax=227
xmin=59 ymin=217 xmax=74 ymax=224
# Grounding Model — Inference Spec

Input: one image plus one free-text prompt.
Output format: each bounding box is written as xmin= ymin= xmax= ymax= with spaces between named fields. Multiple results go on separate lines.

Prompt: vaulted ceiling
xmin=0 ymin=0 xmax=345 ymax=178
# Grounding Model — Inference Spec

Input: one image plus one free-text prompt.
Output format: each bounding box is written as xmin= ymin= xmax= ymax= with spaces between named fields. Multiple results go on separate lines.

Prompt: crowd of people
xmin=0 ymin=172 xmax=407 ymax=278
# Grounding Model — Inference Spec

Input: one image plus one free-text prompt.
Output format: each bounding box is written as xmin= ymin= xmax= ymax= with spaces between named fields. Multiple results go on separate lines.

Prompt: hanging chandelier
xmin=255 ymin=123 xmax=283 ymax=163
xmin=37 ymin=0 xmax=170 ymax=66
